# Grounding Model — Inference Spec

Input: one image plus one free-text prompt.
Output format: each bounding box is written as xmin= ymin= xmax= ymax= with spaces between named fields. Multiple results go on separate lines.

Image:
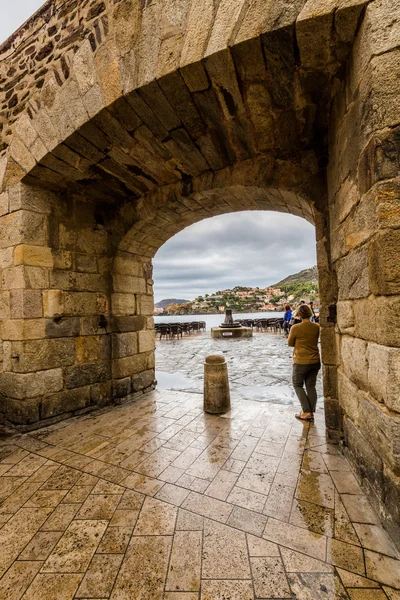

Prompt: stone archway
xmin=0 ymin=0 xmax=399 ymax=540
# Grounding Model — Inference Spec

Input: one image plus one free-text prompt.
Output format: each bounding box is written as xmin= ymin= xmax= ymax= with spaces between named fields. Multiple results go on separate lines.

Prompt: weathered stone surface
xmin=354 ymin=296 xmax=400 ymax=347
xmin=369 ymin=230 xmax=400 ymax=296
xmin=358 ymin=125 xmax=400 ymax=196
xmin=73 ymin=40 xmax=98 ymax=97
xmin=112 ymin=275 xmax=146 ymax=294
xmin=320 ymin=327 xmax=338 ymax=366
xmin=138 ymin=330 xmax=155 ymax=354
xmin=361 ymin=49 xmax=400 ymax=140
xmin=41 ymin=387 xmax=91 ymax=420
xmin=180 ymin=0 xmax=215 ymax=66
xmin=45 ymin=317 xmax=80 ymax=338
xmin=0 ymin=191 xmax=8 ymax=216
xmin=112 ymin=332 xmax=138 ymax=358
xmin=0 ymin=247 xmax=13 ymax=269
xmin=111 ymin=316 xmax=147 ymax=333
xmin=112 ymin=377 xmax=131 ymax=399
xmin=357 ymin=394 xmax=400 ymax=476
xmin=343 ymin=197 xmax=375 ymax=252
xmin=131 ymin=369 xmax=155 ymax=393
xmin=1 ymin=319 xmax=45 ymax=341
xmin=0 ymin=369 xmax=63 ymax=399
xmin=10 ymin=290 xmax=42 ymax=319
xmin=4 ymin=398 xmax=40 ymax=424
xmin=341 ymin=336 xmax=368 ymax=391
xmin=370 ymin=181 xmax=400 ymax=229
xmin=53 ymin=251 xmax=72 ymax=270
xmin=0 ymin=292 xmax=10 ymax=319
xmin=90 ymin=380 xmax=111 ymax=407
xmin=76 ymin=254 xmax=97 ymax=273
xmin=42 ymin=291 xmax=64 ymax=318
xmin=323 ymin=365 xmax=338 ymax=400
xmin=111 ymin=294 xmax=136 ymax=317
xmin=75 ymin=335 xmax=110 ymax=364
xmin=331 ymin=176 xmax=360 ymax=226
xmin=338 ymin=370 xmax=361 ymax=428
xmin=113 ymin=255 xmax=143 ymax=277
xmin=324 ymin=396 xmax=342 ymax=431
xmin=343 ymin=417 xmax=385 ymax=523
xmin=43 ymin=292 xmax=103 ymax=318
xmin=336 ymin=301 xmax=354 ymax=334
xmin=336 ymin=246 xmax=370 ymax=300
xmin=10 ymin=339 xmax=75 ymax=373
xmin=137 ymin=295 xmax=154 ymax=316
xmin=0 ymin=212 xmax=47 ymax=250
xmin=14 ymin=245 xmax=53 ymax=268
xmin=80 ymin=316 xmax=109 ymax=336
xmin=367 ymin=343 xmax=400 ymax=412
xmin=206 ymin=0 xmax=248 ymax=56
xmin=64 ymin=364 xmax=110 ymax=390
xmin=296 ymin=1 xmax=336 ymax=70
xmin=112 ymin=354 xmax=147 ymax=379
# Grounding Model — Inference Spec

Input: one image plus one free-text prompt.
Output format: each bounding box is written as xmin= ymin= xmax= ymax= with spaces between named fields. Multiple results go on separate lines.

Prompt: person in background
xmin=293 ymin=300 xmax=306 ymax=324
xmin=288 ymin=304 xmax=320 ymax=422
xmin=310 ymin=301 xmax=319 ymax=323
xmin=283 ymin=304 xmax=292 ymax=337
xmin=309 ymin=301 xmax=316 ymax=322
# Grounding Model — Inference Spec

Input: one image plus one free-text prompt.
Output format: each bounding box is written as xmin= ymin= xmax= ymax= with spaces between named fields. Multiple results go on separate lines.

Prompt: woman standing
xmin=288 ymin=304 xmax=320 ymax=422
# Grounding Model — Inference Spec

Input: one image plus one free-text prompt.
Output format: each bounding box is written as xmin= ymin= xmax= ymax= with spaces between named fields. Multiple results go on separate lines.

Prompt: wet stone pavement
xmin=156 ymin=329 xmax=323 ymax=407
xmin=0 ymin=336 xmax=398 ymax=598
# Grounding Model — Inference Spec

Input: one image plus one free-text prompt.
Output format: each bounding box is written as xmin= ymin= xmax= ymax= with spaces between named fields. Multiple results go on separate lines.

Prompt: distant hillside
xmin=273 ymin=266 xmax=318 ymax=288
xmin=155 ymin=298 xmax=189 ymax=309
xmin=157 ymin=267 xmax=319 ymax=314
xmin=271 ymin=266 xmax=319 ymax=303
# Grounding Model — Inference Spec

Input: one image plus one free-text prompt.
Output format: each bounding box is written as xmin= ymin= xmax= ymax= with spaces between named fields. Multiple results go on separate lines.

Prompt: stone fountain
xmin=211 ymin=309 xmax=253 ymax=339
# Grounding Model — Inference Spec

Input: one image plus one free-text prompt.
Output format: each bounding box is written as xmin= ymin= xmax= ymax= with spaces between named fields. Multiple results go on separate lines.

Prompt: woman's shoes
xmin=295 ymin=413 xmax=314 ymax=422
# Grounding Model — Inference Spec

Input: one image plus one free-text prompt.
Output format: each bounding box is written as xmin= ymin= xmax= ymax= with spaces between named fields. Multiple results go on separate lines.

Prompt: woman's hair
xmin=284 ymin=304 xmax=291 ymax=311
xmin=298 ymin=304 xmax=313 ymax=319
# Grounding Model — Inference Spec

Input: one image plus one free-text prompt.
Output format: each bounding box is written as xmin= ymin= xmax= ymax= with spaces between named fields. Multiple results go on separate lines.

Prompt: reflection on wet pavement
xmin=156 ymin=330 xmax=323 ymax=408
xmin=0 ymin=386 xmax=398 ymax=599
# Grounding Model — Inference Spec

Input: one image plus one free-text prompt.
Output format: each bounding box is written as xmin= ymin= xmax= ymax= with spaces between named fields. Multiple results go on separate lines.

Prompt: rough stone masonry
xmin=0 ymin=0 xmax=399 ymax=542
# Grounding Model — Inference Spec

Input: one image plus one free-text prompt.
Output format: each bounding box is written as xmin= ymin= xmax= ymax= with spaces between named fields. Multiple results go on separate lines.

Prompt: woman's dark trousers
xmin=292 ymin=363 xmax=321 ymax=413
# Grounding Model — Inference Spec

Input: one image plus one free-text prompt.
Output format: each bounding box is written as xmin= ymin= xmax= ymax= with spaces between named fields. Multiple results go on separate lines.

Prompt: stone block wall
xmin=0 ymin=0 xmax=113 ymax=156
xmin=110 ymin=251 xmax=155 ymax=400
xmin=0 ymin=182 xmax=155 ymax=427
xmin=327 ymin=0 xmax=400 ymax=540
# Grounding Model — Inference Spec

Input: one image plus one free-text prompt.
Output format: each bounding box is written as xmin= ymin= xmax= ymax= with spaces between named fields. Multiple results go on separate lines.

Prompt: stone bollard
xmin=204 ymin=355 xmax=231 ymax=414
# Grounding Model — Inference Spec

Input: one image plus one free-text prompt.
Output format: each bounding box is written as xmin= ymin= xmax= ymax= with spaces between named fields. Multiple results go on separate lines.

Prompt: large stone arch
xmin=108 ymin=173 xmax=326 ymax=397
xmin=0 ymin=0 xmax=399 ymax=540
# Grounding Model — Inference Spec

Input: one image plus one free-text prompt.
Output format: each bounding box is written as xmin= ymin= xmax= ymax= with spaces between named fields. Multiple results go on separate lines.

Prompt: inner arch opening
xmin=152 ymin=211 xmax=321 ymax=407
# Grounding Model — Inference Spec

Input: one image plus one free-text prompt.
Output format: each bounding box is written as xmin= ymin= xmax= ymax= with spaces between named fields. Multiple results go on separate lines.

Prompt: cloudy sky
xmin=153 ymin=212 xmax=316 ymax=303
xmin=0 ymin=0 xmax=45 ymax=43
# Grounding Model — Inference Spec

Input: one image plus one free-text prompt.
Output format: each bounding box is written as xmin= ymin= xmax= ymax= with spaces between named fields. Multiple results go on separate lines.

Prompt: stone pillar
xmin=111 ymin=252 xmax=156 ymax=401
xmin=204 ymin=355 xmax=231 ymax=414
xmin=0 ymin=183 xmax=112 ymax=426
xmin=314 ymin=203 xmax=341 ymax=440
xmin=328 ymin=0 xmax=400 ymax=541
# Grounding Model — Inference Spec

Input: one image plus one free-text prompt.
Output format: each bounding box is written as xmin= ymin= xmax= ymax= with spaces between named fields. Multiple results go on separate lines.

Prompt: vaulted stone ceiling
xmin=0 ymin=0 xmax=369 ymax=221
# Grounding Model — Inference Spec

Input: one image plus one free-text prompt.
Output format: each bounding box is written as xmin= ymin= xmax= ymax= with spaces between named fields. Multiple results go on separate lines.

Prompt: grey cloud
xmin=159 ymin=214 xmax=309 ymax=257
xmin=153 ymin=211 xmax=316 ymax=302
xmin=0 ymin=0 xmax=44 ymax=43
